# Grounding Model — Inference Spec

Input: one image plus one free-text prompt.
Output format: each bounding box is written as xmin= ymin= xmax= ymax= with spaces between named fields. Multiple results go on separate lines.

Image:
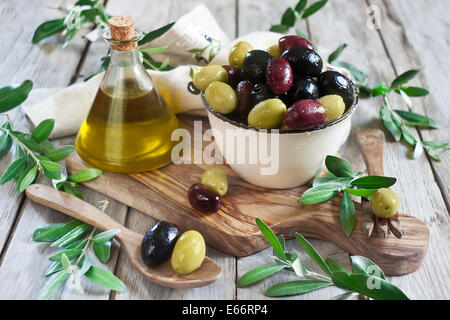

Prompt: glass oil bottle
xmin=75 ymin=16 xmax=179 ymax=173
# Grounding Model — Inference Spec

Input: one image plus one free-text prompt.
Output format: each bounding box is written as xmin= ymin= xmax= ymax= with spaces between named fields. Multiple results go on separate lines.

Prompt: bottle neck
xmin=109 ymin=47 xmax=140 ymax=67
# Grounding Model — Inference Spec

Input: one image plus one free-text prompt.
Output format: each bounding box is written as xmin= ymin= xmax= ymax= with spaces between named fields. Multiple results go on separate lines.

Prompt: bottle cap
xmin=108 ymin=16 xmax=137 ymax=50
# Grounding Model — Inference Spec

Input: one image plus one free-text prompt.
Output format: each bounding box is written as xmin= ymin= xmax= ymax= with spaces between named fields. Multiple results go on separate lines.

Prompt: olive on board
xmin=281 ymin=47 xmax=323 ymax=77
xmin=318 ymin=94 xmax=346 ymax=121
xmin=204 ymin=81 xmax=238 ymax=115
xmin=318 ymin=71 xmax=355 ymax=107
xmin=222 ymin=65 xmax=242 ymax=88
xmin=141 ymin=221 xmax=180 ymax=267
xmin=283 ymin=99 xmax=328 ymax=130
xmin=248 ymin=98 xmax=287 ymax=129
xmin=250 ymin=83 xmax=274 ymax=107
xmin=242 ymin=50 xmax=272 ymax=84
xmin=236 ymin=80 xmax=253 ymax=118
xmin=188 ymin=183 xmax=223 ymax=213
xmin=193 ymin=65 xmax=228 ymax=91
xmin=370 ymin=188 xmax=400 ymax=218
xmin=265 ymin=58 xmax=293 ymax=95
xmin=267 ymin=44 xmax=281 ymax=58
xmin=278 ymin=35 xmax=314 ymax=53
xmin=287 ymin=75 xmax=319 ymax=103
xmin=229 ymin=41 xmax=253 ymax=68
xmin=201 ymin=167 xmax=228 ymax=196
xmin=171 ymin=230 xmax=206 ymax=275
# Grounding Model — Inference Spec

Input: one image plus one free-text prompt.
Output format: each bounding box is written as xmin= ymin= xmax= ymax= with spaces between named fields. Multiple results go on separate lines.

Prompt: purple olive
xmin=279 ymin=35 xmax=314 ymax=53
xmin=283 ymin=100 xmax=328 ymax=130
xmin=188 ymin=183 xmax=223 ymax=213
xmin=237 ymin=80 xmax=253 ymax=118
xmin=265 ymin=58 xmax=293 ymax=95
xmin=222 ymin=65 xmax=242 ymax=88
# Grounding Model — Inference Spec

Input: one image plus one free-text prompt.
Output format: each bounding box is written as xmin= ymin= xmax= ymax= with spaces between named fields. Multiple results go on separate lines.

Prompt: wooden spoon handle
xmin=356 ymin=129 xmax=385 ymax=176
xmin=26 ymin=184 xmax=137 ymax=241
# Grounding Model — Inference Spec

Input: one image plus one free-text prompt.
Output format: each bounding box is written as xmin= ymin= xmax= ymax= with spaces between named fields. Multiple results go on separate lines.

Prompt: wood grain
xmin=66 ymin=114 xmax=429 ymax=276
xmin=307 ymin=0 xmax=450 ymax=299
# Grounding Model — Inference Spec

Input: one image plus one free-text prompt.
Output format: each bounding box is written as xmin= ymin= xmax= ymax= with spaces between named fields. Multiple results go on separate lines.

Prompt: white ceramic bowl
xmin=201 ymin=79 xmax=358 ymax=189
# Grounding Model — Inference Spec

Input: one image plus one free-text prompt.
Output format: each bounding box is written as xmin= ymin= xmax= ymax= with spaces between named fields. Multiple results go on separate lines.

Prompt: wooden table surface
xmin=0 ymin=0 xmax=449 ymax=300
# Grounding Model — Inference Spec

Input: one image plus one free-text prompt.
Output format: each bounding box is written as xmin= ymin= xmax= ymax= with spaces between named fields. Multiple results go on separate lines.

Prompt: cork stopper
xmin=108 ymin=16 xmax=137 ymax=51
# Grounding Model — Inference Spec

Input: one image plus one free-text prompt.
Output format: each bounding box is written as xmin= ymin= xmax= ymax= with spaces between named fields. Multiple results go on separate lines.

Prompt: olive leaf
xmin=51 ymin=223 xmax=92 ymax=248
xmin=0 ymin=80 xmax=33 ymax=113
xmin=93 ymin=241 xmax=112 ymax=264
xmin=18 ymin=164 xmax=38 ymax=193
xmin=328 ymin=43 xmax=347 ymax=64
xmin=49 ymin=249 xmax=82 ymax=262
xmin=339 ymin=192 xmax=355 ymax=236
xmin=35 ymin=269 xmax=71 ymax=300
xmin=92 ymin=229 xmax=121 ymax=244
xmin=325 ymin=258 xmax=349 ymax=274
xmin=255 ymin=218 xmax=286 ymax=260
xmin=265 ymin=280 xmax=332 ymax=297
xmin=297 ymin=184 xmax=339 ymax=204
xmin=84 ymin=266 xmax=127 ymax=292
xmin=396 ymin=86 xmax=429 ymax=97
xmin=350 ymin=176 xmax=396 ymax=189
xmin=0 ymin=156 xmax=26 ymax=184
xmin=33 ymin=218 xmax=85 ymax=242
xmin=371 ymin=83 xmax=390 ymax=97
xmin=342 ymin=188 xmax=377 ymax=197
xmin=68 ymin=168 xmax=103 ymax=183
xmin=237 ymin=265 xmax=286 ymax=287
xmin=0 ymin=123 xmax=13 ymax=160
xmin=331 ymin=272 xmax=408 ymax=300
xmin=32 ymin=18 xmax=65 ymax=44
xmin=351 ymin=256 xmax=385 ymax=280
xmin=325 ymin=155 xmax=355 ymax=178
xmin=139 ymin=22 xmax=175 ymax=45
xmin=302 ymin=0 xmax=328 ymax=19
xmin=394 ymin=110 xmax=438 ymax=129
xmin=31 ymin=119 xmax=55 ymax=143
xmin=391 ymin=69 xmax=420 ymax=90
xmin=295 ymin=0 xmax=308 ymax=14
xmin=380 ymin=105 xmax=401 ymax=141
xmin=281 ymin=8 xmax=297 ymax=27
xmin=295 ymin=233 xmax=331 ymax=276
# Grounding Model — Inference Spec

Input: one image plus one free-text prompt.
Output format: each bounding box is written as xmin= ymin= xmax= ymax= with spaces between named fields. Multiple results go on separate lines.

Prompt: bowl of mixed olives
xmin=191 ymin=35 xmax=358 ymax=188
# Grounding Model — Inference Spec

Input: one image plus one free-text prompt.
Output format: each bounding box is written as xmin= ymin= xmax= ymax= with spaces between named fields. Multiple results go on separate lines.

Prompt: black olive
xmin=281 ymin=47 xmax=323 ymax=77
xmin=141 ymin=221 xmax=180 ymax=267
xmin=242 ymin=50 xmax=272 ymax=84
xmin=287 ymin=75 xmax=319 ymax=104
xmin=250 ymin=83 xmax=274 ymax=107
xmin=318 ymin=71 xmax=355 ymax=107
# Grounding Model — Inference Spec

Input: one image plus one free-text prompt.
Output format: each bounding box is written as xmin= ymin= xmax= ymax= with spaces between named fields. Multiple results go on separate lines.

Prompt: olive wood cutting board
xmin=65 ymin=115 xmax=429 ymax=276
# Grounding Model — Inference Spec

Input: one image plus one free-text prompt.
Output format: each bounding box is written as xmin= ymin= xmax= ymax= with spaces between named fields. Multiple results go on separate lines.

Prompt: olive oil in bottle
xmin=75 ymin=16 xmax=179 ymax=173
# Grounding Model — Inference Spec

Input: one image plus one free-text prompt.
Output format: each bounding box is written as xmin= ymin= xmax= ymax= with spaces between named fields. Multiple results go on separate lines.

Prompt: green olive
xmin=318 ymin=94 xmax=346 ymax=121
xmin=193 ymin=65 xmax=228 ymax=91
xmin=201 ymin=167 xmax=228 ymax=196
xmin=247 ymin=98 xmax=287 ymax=129
xmin=171 ymin=230 xmax=206 ymax=275
xmin=229 ymin=41 xmax=253 ymax=68
xmin=204 ymin=81 xmax=238 ymax=114
xmin=370 ymin=188 xmax=400 ymax=218
xmin=267 ymin=44 xmax=281 ymax=58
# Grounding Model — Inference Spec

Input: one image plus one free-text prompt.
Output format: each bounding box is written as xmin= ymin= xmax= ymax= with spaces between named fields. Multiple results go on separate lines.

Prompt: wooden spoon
xmin=26 ymin=184 xmax=222 ymax=289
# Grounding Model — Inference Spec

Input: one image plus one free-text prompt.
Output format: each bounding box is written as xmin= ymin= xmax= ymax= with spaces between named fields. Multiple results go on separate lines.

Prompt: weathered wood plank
xmin=87 ymin=0 xmax=238 ymax=300
xmin=368 ymin=0 xmax=450 ymax=209
xmin=0 ymin=0 xmax=130 ymax=300
xmin=0 ymin=135 xmax=129 ymax=299
xmin=307 ymin=0 xmax=450 ymax=299
xmin=0 ymin=0 xmax=89 ymax=268
xmin=236 ymin=0 xmax=352 ymax=300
